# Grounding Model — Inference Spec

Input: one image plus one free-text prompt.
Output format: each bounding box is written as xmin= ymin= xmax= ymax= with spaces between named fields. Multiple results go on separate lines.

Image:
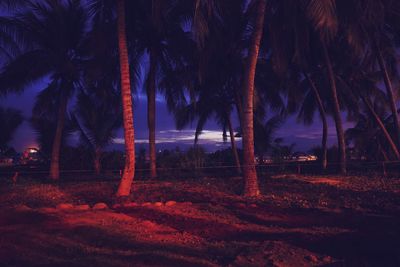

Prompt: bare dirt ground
xmin=0 ymin=174 xmax=399 ymax=267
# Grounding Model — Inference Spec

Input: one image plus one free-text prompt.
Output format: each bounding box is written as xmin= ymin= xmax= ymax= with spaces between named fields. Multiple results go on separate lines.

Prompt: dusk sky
xmin=0 ymin=79 xmax=348 ymax=153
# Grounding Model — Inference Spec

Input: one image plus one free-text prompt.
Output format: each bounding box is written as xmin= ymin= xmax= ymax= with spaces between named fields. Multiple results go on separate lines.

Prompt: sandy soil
xmin=0 ymin=174 xmax=399 ymax=266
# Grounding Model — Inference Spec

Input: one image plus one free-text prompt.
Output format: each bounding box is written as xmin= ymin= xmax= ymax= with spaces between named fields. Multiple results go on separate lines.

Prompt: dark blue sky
xmin=0 ymin=78 xmax=350 ymax=153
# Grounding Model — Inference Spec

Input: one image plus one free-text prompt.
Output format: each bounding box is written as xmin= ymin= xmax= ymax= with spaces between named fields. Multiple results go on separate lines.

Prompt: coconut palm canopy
xmin=0 ymin=0 xmax=399 ymax=193
xmin=1 ymin=2 xmax=400 ymax=265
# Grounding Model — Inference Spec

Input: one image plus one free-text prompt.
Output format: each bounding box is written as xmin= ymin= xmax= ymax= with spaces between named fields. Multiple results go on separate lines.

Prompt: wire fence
xmin=0 ymin=160 xmax=399 ymax=182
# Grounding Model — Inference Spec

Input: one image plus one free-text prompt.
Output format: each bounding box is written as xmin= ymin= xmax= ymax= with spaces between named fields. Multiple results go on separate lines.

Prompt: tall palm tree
xmin=125 ymin=0 xmax=193 ymax=178
xmin=294 ymin=0 xmax=347 ymax=174
xmin=241 ymin=0 xmax=266 ymax=197
xmin=333 ymin=0 xmax=400 ymax=148
xmin=265 ymin=0 xmax=350 ymax=172
xmin=0 ymin=0 xmax=87 ymax=179
xmin=115 ymin=0 xmax=136 ymax=197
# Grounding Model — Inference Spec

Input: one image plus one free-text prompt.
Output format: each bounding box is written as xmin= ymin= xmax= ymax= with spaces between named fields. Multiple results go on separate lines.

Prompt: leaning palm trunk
xmin=322 ymin=43 xmax=346 ymax=175
xmin=241 ymin=0 xmax=266 ymax=197
xmin=376 ymin=44 xmax=400 ymax=149
xmin=116 ymin=0 xmax=136 ymax=197
xmin=227 ymin=113 xmax=241 ymax=174
xmin=361 ymin=95 xmax=400 ymax=160
xmin=304 ymin=72 xmax=328 ymax=170
xmin=49 ymin=92 xmax=68 ymax=180
xmin=147 ymin=48 xmax=157 ymax=178
xmin=378 ymin=141 xmax=389 ymax=162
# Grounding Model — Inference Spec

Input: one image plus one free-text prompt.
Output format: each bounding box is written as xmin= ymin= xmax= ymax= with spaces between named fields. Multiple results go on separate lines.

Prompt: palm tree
xmin=115 ymin=0 xmax=136 ymax=197
xmin=270 ymin=0 xmax=362 ymax=174
xmin=346 ymin=111 xmax=395 ymax=162
xmin=312 ymin=5 xmax=347 ymax=174
xmin=163 ymin=0 xmax=248 ymax=174
xmin=174 ymin=86 xmax=242 ymax=174
xmin=72 ymin=90 xmax=122 ymax=175
xmin=241 ymin=0 xmax=266 ymax=197
xmin=265 ymin=0 xmax=350 ymax=172
xmin=0 ymin=106 xmax=23 ymax=149
xmin=0 ymin=0 xmax=87 ymax=179
xmin=30 ymin=83 xmax=74 ymax=158
xmin=341 ymin=0 xmax=400 ymax=148
xmin=124 ymin=0 xmax=193 ymax=179
xmin=338 ymin=71 xmax=400 ymax=159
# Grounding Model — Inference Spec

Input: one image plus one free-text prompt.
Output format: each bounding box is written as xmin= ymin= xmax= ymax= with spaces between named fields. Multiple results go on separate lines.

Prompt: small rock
xmin=154 ymin=202 xmax=163 ymax=207
xmin=57 ymin=203 xmax=74 ymax=210
xmin=249 ymin=203 xmax=257 ymax=208
xmin=165 ymin=201 xmax=177 ymax=206
xmin=141 ymin=202 xmax=152 ymax=206
xmin=305 ymin=255 xmax=318 ymax=263
xmin=93 ymin=203 xmax=108 ymax=210
xmin=74 ymin=204 xmax=90 ymax=211
xmin=322 ymin=256 xmax=332 ymax=262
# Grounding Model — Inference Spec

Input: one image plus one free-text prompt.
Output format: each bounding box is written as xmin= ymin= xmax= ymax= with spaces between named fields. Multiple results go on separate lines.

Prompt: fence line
xmin=0 ymin=160 xmax=399 ymax=177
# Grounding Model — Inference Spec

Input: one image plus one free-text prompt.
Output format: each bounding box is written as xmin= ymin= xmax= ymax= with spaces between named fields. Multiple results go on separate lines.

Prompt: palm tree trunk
xmin=227 ymin=113 xmax=241 ymax=174
xmin=241 ymin=0 xmax=266 ymax=197
xmin=378 ymin=140 xmax=389 ymax=162
xmin=94 ymin=146 xmax=102 ymax=175
xmin=376 ymin=45 xmax=400 ymax=148
xmin=116 ymin=0 xmax=136 ymax=197
xmin=147 ymin=48 xmax=157 ymax=178
xmin=304 ymin=72 xmax=328 ymax=170
xmin=361 ymin=95 xmax=400 ymax=160
xmin=322 ymin=42 xmax=346 ymax=175
xmin=49 ymin=92 xmax=68 ymax=180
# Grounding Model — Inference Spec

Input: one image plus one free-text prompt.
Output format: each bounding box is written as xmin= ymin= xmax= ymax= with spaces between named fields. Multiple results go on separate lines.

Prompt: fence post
xmin=382 ymin=162 xmax=387 ymax=177
xmin=297 ymin=164 xmax=301 ymax=175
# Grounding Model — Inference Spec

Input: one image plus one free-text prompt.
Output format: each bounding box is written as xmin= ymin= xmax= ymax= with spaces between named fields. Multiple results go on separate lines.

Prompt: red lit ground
xmin=0 ymin=175 xmax=399 ymax=266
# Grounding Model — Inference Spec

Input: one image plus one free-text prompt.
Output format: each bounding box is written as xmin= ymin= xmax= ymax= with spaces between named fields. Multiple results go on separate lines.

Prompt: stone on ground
xmin=93 ymin=203 xmax=108 ymax=210
xmin=74 ymin=204 xmax=90 ymax=211
xmin=165 ymin=201 xmax=177 ymax=206
xmin=56 ymin=203 xmax=74 ymax=210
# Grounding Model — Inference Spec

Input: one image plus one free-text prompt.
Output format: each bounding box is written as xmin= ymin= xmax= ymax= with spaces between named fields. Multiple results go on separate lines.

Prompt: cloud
xmin=113 ymin=129 xmax=240 ymax=145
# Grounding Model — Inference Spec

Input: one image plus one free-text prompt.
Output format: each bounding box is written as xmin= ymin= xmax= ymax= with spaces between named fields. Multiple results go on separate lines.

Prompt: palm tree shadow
xmin=225 ymin=204 xmax=400 ymax=266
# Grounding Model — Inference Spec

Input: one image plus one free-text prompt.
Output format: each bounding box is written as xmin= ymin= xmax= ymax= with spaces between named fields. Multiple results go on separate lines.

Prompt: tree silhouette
xmin=0 ymin=0 xmax=88 ymax=179
xmin=0 ymin=106 xmax=23 ymax=149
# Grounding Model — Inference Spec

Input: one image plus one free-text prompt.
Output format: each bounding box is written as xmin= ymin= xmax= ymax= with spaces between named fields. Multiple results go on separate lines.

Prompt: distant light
xmin=29 ymin=148 xmax=38 ymax=153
